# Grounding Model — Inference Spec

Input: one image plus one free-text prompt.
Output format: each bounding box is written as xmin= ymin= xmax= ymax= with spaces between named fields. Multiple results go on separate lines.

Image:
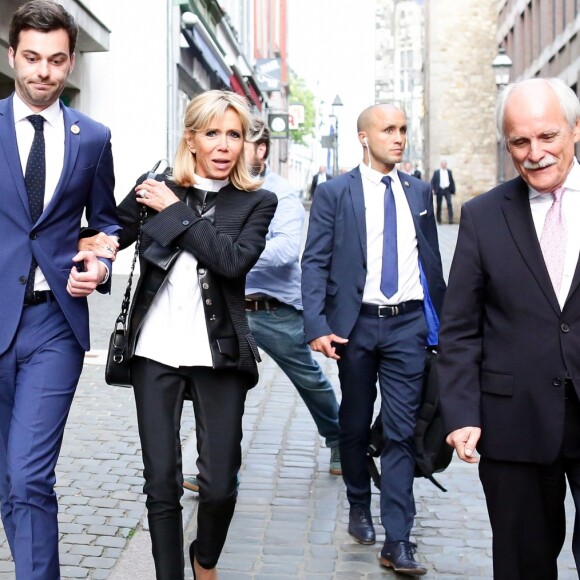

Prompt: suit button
xmin=205 ymin=299 xmax=212 ymax=306
xmin=202 ymin=283 xmax=209 ymax=289
xmin=209 ymin=315 xmax=216 ymax=321
xmin=553 ymin=378 xmax=562 ymax=387
xmin=561 ymin=323 xmax=570 ymax=333
xmin=182 ymin=220 xmax=190 ymax=226
xmin=199 ymin=268 xmax=206 ymax=275
xmin=19 ymin=276 xmax=27 ymax=285
xmin=29 ymin=232 xmax=37 ymax=240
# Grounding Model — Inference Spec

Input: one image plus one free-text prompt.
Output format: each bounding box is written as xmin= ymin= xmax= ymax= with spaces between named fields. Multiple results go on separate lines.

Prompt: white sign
xmin=288 ymin=104 xmax=304 ymax=129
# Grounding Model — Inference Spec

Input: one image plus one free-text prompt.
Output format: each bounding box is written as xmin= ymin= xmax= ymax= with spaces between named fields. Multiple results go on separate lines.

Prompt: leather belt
xmin=245 ymin=297 xmax=280 ymax=312
xmin=360 ymin=300 xmax=422 ymax=318
xmin=24 ymin=290 xmax=54 ymax=306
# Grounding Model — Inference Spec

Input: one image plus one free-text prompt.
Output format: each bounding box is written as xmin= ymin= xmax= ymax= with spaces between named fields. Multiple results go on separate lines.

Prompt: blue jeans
xmin=246 ymin=304 xmax=340 ymax=448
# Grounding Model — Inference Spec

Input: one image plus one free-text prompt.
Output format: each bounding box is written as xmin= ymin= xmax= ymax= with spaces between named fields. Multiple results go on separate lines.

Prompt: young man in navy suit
xmin=0 ymin=2 xmax=118 ymax=578
xmin=439 ymin=78 xmax=580 ymax=579
xmin=301 ymin=104 xmax=445 ymax=576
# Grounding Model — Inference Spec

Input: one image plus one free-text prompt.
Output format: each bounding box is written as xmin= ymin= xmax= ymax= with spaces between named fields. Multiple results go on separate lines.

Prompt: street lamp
xmin=331 ymin=94 xmax=343 ymax=175
xmin=492 ymin=47 xmax=513 ymax=183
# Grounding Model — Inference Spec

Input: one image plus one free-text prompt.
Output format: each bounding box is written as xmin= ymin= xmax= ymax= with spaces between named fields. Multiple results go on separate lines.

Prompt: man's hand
xmin=446 ymin=426 xmax=482 ymax=464
xmin=67 ymin=251 xmax=107 ymax=297
xmin=78 ymin=233 xmax=118 ymax=261
xmin=308 ymin=334 xmax=348 ymax=360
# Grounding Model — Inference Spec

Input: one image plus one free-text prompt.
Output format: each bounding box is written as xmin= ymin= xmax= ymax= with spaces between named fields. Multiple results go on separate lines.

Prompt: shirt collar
xmin=528 ymin=157 xmax=580 ymax=200
xmin=193 ymin=174 xmax=229 ymax=192
xmin=13 ymin=93 xmax=62 ymax=127
xmin=359 ymin=161 xmax=398 ymax=185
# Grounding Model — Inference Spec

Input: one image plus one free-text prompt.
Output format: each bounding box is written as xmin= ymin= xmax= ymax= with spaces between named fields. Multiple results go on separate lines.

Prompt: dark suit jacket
xmin=431 ymin=169 xmax=456 ymax=194
xmin=116 ymin=175 xmax=277 ymax=385
xmin=438 ymin=175 xmax=580 ymax=464
xmin=310 ymin=172 xmax=333 ymax=197
xmin=301 ymin=167 xmax=446 ymax=344
xmin=0 ymin=94 xmax=118 ymax=354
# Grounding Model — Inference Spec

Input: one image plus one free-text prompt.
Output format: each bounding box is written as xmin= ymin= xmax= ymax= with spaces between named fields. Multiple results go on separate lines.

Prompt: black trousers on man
xmin=435 ymin=188 xmax=454 ymax=224
xmin=479 ymin=383 xmax=580 ymax=580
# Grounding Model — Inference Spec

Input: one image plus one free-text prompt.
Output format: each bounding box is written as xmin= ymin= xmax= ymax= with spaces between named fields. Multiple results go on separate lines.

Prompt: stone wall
xmin=425 ymin=0 xmax=499 ymax=206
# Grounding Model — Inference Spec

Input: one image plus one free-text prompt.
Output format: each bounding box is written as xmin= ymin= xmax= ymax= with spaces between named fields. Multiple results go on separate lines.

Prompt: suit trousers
xmin=479 ymin=386 xmax=580 ymax=580
xmin=131 ymin=357 xmax=249 ymax=577
xmin=435 ymin=189 xmax=453 ymax=223
xmin=336 ymin=308 xmax=427 ymax=541
xmin=0 ymin=298 xmax=84 ymax=580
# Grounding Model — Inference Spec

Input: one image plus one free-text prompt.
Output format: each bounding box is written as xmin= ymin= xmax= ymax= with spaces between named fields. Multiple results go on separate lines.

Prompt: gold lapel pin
xmin=70 ymin=124 xmax=80 ymax=134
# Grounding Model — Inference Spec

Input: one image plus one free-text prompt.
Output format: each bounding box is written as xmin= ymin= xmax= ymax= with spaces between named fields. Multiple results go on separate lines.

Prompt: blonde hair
xmin=173 ymin=90 xmax=262 ymax=191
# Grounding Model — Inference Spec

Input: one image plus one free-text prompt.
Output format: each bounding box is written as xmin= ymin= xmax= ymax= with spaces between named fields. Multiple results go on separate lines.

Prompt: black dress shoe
xmin=379 ymin=540 xmax=427 ymax=576
xmin=348 ymin=504 xmax=376 ymax=545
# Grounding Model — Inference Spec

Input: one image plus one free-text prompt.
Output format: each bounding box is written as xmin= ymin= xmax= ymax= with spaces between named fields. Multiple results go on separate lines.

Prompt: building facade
xmin=376 ymin=0 xmax=425 ymax=174
xmin=497 ymin=0 xmax=580 ymax=180
xmin=424 ymin=0 xmax=498 ymax=205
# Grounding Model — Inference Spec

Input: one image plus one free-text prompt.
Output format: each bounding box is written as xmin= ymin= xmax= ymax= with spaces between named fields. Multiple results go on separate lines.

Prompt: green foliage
xmin=288 ymin=71 xmax=316 ymax=145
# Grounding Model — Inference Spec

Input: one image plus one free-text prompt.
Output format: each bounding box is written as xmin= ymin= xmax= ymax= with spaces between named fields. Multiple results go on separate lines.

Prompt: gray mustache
xmin=522 ymin=155 xmax=557 ymax=170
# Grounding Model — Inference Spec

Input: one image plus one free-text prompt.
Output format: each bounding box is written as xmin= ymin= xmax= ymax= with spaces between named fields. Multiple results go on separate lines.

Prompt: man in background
xmin=310 ymin=164 xmax=332 ymax=198
xmin=430 ymin=160 xmax=456 ymax=224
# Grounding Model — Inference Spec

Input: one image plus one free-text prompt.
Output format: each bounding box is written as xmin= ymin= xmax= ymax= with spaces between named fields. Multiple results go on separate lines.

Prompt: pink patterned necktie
xmin=540 ymin=187 xmax=567 ymax=296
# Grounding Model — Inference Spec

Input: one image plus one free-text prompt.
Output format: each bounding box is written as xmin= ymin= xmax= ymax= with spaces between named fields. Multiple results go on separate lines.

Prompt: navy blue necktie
xmin=380 ymin=175 xmax=398 ymax=298
xmin=24 ymin=114 xmax=46 ymax=302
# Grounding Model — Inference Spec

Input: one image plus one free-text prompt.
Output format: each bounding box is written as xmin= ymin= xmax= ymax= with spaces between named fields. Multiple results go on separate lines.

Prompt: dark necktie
xmin=24 ymin=114 xmax=46 ymax=302
xmin=380 ymin=175 xmax=398 ymax=298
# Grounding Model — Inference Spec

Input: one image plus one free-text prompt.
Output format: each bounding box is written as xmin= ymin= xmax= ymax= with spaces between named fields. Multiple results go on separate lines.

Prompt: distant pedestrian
xmin=0 ymin=2 xmax=118 ymax=578
xmin=310 ymin=164 xmax=332 ymax=198
xmin=302 ymin=103 xmax=445 ymax=576
xmin=438 ymin=77 xmax=580 ymax=579
xmin=431 ymin=160 xmax=456 ymax=224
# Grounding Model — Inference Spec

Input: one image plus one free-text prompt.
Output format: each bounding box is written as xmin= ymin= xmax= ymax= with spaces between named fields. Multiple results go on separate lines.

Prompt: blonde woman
xmin=89 ymin=91 xmax=277 ymax=579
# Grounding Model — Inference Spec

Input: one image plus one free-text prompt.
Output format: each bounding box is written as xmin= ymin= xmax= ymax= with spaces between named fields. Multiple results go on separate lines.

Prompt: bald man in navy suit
xmin=302 ymin=103 xmax=445 ymax=576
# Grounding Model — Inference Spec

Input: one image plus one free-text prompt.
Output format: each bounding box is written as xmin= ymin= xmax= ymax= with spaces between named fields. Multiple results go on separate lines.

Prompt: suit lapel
xmin=0 ymin=96 xmax=32 ymax=218
xmin=501 ymin=177 xmax=561 ymax=314
xmin=348 ymin=168 xmax=367 ymax=262
xmin=39 ymin=104 xmax=80 ymax=223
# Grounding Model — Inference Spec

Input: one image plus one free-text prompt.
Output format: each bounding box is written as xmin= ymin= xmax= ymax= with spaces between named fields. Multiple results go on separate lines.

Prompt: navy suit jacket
xmin=301 ymin=166 xmax=446 ymax=344
xmin=0 ymin=94 xmax=118 ymax=354
xmin=438 ymin=175 xmax=580 ymax=464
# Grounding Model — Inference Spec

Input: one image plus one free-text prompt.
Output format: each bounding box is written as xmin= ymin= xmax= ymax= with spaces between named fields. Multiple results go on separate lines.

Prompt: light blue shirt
xmin=245 ymin=165 xmax=305 ymax=309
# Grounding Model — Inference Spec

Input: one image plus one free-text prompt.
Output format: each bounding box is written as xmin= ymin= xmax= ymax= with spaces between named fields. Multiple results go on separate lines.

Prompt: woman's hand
xmin=78 ymin=233 xmax=119 ymax=261
xmin=135 ymin=179 xmax=179 ymax=212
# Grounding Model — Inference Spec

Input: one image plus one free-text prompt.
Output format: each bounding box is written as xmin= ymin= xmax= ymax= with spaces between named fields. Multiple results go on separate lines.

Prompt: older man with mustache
xmin=438 ymin=77 xmax=580 ymax=580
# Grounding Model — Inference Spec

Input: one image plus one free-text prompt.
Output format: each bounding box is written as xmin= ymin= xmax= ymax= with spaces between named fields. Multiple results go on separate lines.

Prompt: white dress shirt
xmin=135 ymin=175 xmax=229 ymax=368
xmin=439 ymin=168 xmax=450 ymax=189
xmin=14 ymin=94 xmax=65 ymax=291
xmin=359 ymin=163 xmax=424 ymax=305
xmin=529 ymin=158 xmax=580 ymax=309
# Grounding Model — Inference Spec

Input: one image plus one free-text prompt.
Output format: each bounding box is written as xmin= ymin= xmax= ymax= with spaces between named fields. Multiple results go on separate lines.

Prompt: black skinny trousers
xmin=131 ymin=356 xmax=248 ymax=578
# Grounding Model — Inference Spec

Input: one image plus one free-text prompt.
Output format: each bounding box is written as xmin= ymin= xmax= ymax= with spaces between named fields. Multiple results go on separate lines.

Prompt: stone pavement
xmin=0 ymin=223 xmax=577 ymax=579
